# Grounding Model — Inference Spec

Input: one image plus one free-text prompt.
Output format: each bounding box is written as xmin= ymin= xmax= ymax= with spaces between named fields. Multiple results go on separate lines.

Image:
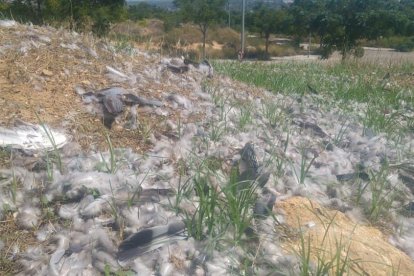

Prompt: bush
xmin=244 ymin=49 xmax=270 ymax=60
xmin=220 ymin=46 xmax=238 ymax=59
xmin=267 ymin=44 xmax=297 ymax=57
xmin=319 ymin=44 xmax=334 ymax=59
xmin=352 ymin=46 xmax=365 ymax=58
xmin=394 ymin=37 xmax=414 ymax=52
xmin=364 ymin=36 xmax=414 ymax=52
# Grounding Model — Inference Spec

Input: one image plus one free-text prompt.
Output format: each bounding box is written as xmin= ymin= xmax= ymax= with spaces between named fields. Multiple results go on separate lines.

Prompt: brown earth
xmin=278 ymin=197 xmax=414 ymax=276
xmin=0 ymin=23 xmax=196 ymax=153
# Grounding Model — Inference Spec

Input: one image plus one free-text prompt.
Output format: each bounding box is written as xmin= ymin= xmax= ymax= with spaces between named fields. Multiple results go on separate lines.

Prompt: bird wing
xmin=117 ymin=221 xmax=186 ymax=263
xmin=103 ymin=94 xmax=124 ymax=114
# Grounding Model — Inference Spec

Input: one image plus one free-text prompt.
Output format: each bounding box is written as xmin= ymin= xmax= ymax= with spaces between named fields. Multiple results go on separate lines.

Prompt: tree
xmin=289 ymin=0 xmax=325 ymax=39
xmin=248 ymin=5 xmax=290 ymax=54
xmin=289 ymin=0 xmax=406 ymax=59
xmin=174 ymin=0 xmax=226 ymax=59
xmin=128 ymin=2 xmax=164 ymax=21
xmin=0 ymin=0 xmax=126 ymax=36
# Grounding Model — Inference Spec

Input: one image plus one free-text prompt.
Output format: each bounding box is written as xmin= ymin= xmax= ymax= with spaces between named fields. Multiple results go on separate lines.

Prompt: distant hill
xmin=127 ymin=0 xmax=176 ymax=10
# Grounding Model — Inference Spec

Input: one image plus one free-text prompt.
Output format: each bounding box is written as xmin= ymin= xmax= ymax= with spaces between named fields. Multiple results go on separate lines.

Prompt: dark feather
xmin=307 ymin=84 xmax=319 ymax=94
xmin=103 ymin=94 xmax=124 ymax=114
xmin=296 ymin=121 xmax=327 ymax=138
xmin=123 ymin=94 xmax=163 ymax=107
xmin=240 ymin=142 xmax=259 ymax=174
xmin=200 ymin=60 xmax=211 ymax=67
xmin=336 ymin=172 xmax=369 ymax=182
xmin=253 ymin=190 xmax=276 ymax=219
xmin=117 ymin=221 xmax=186 ymax=262
xmin=167 ymin=64 xmax=189 ymax=73
xmin=256 ymin=171 xmax=271 ymax=188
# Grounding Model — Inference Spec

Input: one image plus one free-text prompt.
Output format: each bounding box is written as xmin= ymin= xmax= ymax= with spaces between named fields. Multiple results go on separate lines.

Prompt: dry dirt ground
xmin=0 ymin=24 xmax=193 ymax=153
xmin=279 ymin=197 xmax=414 ymax=275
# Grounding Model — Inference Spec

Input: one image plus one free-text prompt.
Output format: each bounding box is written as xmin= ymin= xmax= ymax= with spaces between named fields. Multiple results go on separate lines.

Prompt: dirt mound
xmin=0 ymin=21 xmax=200 ymax=152
xmin=279 ymin=197 xmax=414 ymax=275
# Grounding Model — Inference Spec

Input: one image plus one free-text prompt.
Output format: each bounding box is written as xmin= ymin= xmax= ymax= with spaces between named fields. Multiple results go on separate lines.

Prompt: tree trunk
xmin=36 ymin=0 xmax=42 ymax=23
xmin=202 ymin=30 xmax=206 ymax=59
xmin=200 ymin=23 xmax=208 ymax=59
xmin=265 ymin=34 xmax=270 ymax=54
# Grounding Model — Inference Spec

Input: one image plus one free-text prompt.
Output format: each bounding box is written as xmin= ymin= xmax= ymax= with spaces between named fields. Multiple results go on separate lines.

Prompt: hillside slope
xmin=0 ymin=21 xmax=414 ymax=275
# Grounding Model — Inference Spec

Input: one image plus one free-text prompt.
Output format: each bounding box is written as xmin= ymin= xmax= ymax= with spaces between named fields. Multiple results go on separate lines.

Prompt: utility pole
xmin=228 ymin=0 xmax=231 ymax=28
xmin=241 ymin=0 xmax=246 ymax=56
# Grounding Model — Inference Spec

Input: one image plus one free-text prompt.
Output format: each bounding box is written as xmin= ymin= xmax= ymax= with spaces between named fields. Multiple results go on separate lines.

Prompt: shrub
xmin=352 ymin=46 xmax=365 ymax=58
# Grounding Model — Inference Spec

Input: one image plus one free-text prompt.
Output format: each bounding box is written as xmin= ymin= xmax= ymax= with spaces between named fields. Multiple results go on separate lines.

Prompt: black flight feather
xmin=117 ymin=221 xmax=186 ymax=263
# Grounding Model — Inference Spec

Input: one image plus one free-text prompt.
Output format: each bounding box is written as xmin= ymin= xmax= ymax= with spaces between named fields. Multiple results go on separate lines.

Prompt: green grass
xmin=102 ymin=132 xmax=117 ymax=174
xmin=290 ymin=147 xmax=319 ymax=185
xmin=36 ymin=113 xmax=64 ymax=174
xmin=294 ymin=211 xmax=359 ymax=276
xmin=175 ymin=155 xmax=262 ymax=250
xmin=212 ymin=60 xmax=414 ymax=139
xmin=237 ymin=104 xmax=253 ymax=131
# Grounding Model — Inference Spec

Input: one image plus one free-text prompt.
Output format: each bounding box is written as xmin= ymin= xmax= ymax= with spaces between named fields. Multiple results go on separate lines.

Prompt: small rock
xmin=0 ymin=20 xmax=17 ymax=28
xmin=306 ymin=221 xmax=316 ymax=228
xmin=42 ymin=69 xmax=53 ymax=77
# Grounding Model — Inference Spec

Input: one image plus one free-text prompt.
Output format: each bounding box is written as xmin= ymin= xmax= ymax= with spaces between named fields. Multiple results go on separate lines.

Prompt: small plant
xmin=261 ymin=101 xmax=283 ymax=127
xmin=36 ymin=113 xmax=63 ymax=174
xmin=169 ymin=175 xmax=193 ymax=215
xmin=294 ymin=213 xmax=357 ymax=276
xmin=290 ymin=147 xmax=319 ymax=185
xmin=365 ymin=164 xmax=399 ymax=223
xmin=184 ymin=171 xmax=223 ymax=241
xmin=263 ymin=129 xmax=290 ymax=177
xmin=45 ymin=152 xmax=54 ymax=182
xmin=332 ymin=119 xmax=350 ymax=146
xmin=107 ymin=180 xmax=124 ymax=234
xmin=0 ymin=147 xmax=11 ymax=167
xmin=208 ymin=120 xmax=226 ymax=142
xmin=104 ymin=263 xmax=134 ymax=276
xmin=238 ymin=105 xmax=253 ymax=131
xmin=222 ymin=168 xmax=258 ymax=242
xmin=138 ymin=120 xmax=154 ymax=144
xmin=100 ymin=132 xmax=118 ymax=174
xmin=217 ymin=94 xmax=232 ymax=122
xmin=127 ymin=169 xmax=151 ymax=208
xmin=10 ymin=170 xmax=18 ymax=204
xmin=177 ymin=117 xmax=183 ymax=139
xmin=362 ymin=105 xmax=400 ymax=138
xmin=181 ymin=157 xmax=259 ymax=247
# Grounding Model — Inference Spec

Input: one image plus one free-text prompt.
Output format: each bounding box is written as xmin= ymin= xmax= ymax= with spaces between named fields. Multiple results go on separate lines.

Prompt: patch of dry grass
xmin=0 ymin=214 xmax=36 ymax=275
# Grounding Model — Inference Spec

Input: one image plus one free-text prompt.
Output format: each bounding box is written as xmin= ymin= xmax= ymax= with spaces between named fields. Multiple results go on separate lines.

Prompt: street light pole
xmin=241 ymin=0 xmax=246 ymax=55
xmin=228 ymin=0 xmax=231 ymax=28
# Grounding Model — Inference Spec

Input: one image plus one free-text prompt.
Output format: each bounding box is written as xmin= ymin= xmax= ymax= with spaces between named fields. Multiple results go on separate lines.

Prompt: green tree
xmin=128 ymin=2 xmax=164 ymax=21
xmin=289 ymin=0 xmax=405 ymax=59
xmin=289 ymin=0 xmax=325 ymax=38
xmin=174 ymin=0 xmax=226 ymax=58
xmin=1 ymin=0 xmax=126 ymax=36
xmin=248 ymin=5 xmax=290 ymax=54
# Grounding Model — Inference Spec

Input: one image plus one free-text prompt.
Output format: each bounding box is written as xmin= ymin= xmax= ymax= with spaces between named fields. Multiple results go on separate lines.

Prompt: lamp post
xmin=241 ymin=0 xmax=246 ymax=56
xmin=228 ymin=0 xmax=231 ymax=28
